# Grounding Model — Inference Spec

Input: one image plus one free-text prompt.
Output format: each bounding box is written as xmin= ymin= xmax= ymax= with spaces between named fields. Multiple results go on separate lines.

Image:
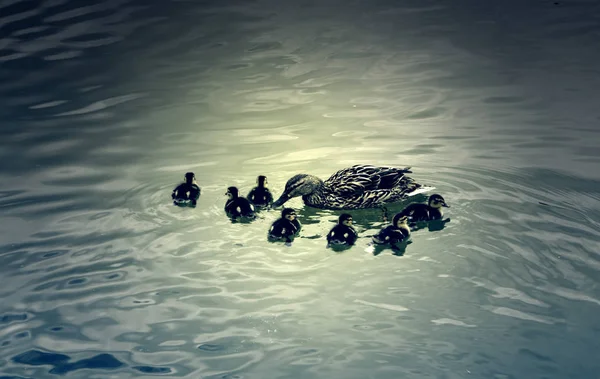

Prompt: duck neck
xmin=429 ymin=206 xmax=443 ymax=218
xmin=302 ymin=179 xmax=327 ymax=206
xmin=398 ymin=223 xmax=410 ymax=236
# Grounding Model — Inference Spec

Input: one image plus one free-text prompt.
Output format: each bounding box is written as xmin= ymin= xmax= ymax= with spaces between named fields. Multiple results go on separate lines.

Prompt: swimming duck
xmin=268 ymin=208 xmax=302 ymax=243
xmin=224 ymin=186 xmax=256 ymax=220
xmin=372 ymin=213 xmax=411 ymax=246
xmin=398 ymin=194 xmax=449 ymax=222
xmin=272 ymin=164 xmax=431 ymax=210
xmin=326 ymin=213 xmax=358 ymax=247
xmin=247 ymin=175 xmax=274 ymax=208
xmin=172 ymin=172 xmax=201 ymax=207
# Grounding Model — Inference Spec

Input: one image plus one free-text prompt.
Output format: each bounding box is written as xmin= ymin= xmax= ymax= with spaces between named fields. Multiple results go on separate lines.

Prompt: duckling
xmin=268 ymin=208 xmax=302 ymax=244
xmin=172 ymin=172 xmax=201 ymax=207
xmin=224 ymin=186 xmax=256 ymax=220
xmin=326 ymin=213 xmax=358 ymax=247
xmin=247 ymin=175 xmax=274 ymax=208
xmin=398 ymin=193 xmax=449 ymax=222
xmin=372 ymin=213 xmax=411 ymax=246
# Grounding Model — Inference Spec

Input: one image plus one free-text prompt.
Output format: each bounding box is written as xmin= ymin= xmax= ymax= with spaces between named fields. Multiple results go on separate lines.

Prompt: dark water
xmin=1 ymin=0 xmax=600 ymax=378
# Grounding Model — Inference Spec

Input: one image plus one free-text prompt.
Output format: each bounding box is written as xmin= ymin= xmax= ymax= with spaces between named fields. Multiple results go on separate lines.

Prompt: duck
xmin=172 ymin=172 xmax=201 ymax=207
xmin=372 ymin=213 xmax=411 ymax=246
xmin=247 ymin=175 xmax=274 ymax=208
xmin=397 ymin=194 xmax=449 ymax=222
xmin=272 ymin=164 xmax=432 ymax=210
xmin=268 ymin=208 xmax=302 ymax=243
xmin=326 ymin=213 xmax=358 ymax=247
xmin=224 ymin=186 xmax=256 ymax=220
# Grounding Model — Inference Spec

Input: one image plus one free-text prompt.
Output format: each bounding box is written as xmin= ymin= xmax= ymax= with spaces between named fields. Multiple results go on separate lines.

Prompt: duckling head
xmin=184 ymin=172 xmax=196 ymax=184
xmin=428 ymin=194 xmax=449 ymax=209
xmin=393 ymin=213 xmax=409 ymax=228
xmin=282 ymin=207 xmax=297 ymax=221
xmin=226 ymin=186 xmax=239 ymax=200
xmin=272 ymin=174 xmax=322 ymax=207
xmin=257 ymin=175 xmax=268 ymax=187
xmin=339 ymin=213 xmax=353 ymax=226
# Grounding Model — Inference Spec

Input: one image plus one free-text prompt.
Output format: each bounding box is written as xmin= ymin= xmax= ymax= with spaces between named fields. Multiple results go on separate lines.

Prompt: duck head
xmin=428 ymin=194 xmax=449 ymax=209
xmin=226 ymin=186 xmax=239 ymax=200
xmin=339 ymin=213 xmax=353 ymax=227
xmin=184 ymin=172 xmax=196 ymax=184
xmin=257 ymin=175 xmax=268 ymax=188
xmin=282 ymin=207 xmax=297 ymax=221
xmin=272 ymin=174 xmax=322 ymax=207
xmin=393 ymin=213 xmax=408 ymax=228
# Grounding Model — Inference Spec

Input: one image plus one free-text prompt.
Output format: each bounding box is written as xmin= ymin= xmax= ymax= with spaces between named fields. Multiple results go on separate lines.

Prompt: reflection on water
xmin=1 ymin=0 xmax=600 ymax=378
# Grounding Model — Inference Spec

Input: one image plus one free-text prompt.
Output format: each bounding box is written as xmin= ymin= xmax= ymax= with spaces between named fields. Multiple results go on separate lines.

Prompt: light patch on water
xmin=158 ymin=340 xmax=187 ymax=347
xmin=154 ymin=162 xmax=219 ymax=172
xmin=417 ymin=256 xmax=440 ymax=263
xmin=491 ymin=287 xmax=549 ymax=308
xmin=331 ymin=130 xmax=375 ymax=138
xmin=0 ymin=52 xmax=28 ymax=61
xmin=1 ymin=0 xmax=600 ymax=378
xmin=353 ymin=299 xmax=409 ymax=312
xmin=542 ymin=287 xmax=600 ymax=307
xmin=43 ymin=3 xmax=112 ymax=22
xmin=29 ymin=100 xmax=69 ymax=109
xmin=79 ymin=85 xmax=104 ymax=93
xmin=11 ymin=25 xmax=50 ymax=36
xmin=54 ymin=94 xmax=146 ymax=116
xmin=44 ymin=50 xmax=82 ymax=61
xmin=431 ymin=318 xmax=476 ymax=328
xmin=486 ymin=306 xmax=556 ymax=325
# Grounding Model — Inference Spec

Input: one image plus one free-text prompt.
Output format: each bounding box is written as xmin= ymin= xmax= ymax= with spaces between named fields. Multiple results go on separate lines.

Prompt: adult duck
xmin=272 ymin=164 xmax=433 ymax=210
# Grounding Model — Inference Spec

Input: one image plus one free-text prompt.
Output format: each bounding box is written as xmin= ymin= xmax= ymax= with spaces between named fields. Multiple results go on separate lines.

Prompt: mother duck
xmin=272 ymin=164 xmax=433 ymax=210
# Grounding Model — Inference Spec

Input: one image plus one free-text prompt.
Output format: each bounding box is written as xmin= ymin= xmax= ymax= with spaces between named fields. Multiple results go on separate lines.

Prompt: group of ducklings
xmin=325 ymin=192 xmax=449 ymax=250
xmin=171 ymin=171 xmax=449 ymax=250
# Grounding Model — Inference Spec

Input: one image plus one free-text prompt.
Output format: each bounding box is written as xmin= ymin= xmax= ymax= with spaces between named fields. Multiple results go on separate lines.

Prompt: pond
xmin=1 ymin=0 xmax=599 ymax=378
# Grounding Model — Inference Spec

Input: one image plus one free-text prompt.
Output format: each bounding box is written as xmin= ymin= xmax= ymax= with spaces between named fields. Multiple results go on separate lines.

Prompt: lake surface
xmin=1 ymin=0 xmax=600 ymax=378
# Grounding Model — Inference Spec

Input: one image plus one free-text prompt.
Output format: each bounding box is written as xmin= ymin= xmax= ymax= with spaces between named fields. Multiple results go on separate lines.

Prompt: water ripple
xmin=2 ymin=0 xmax=600 ymax=378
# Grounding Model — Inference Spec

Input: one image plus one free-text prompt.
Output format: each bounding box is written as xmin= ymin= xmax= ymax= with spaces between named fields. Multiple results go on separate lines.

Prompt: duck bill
xmin=272 ymin=194 xmax=290 ymax=207
xmin=442 ymin=202 xmax=449 ymax=208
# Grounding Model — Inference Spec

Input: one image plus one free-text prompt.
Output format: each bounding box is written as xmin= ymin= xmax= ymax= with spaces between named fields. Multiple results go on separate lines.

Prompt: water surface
xmin=1 ymin=0 xmax=600 ymax=378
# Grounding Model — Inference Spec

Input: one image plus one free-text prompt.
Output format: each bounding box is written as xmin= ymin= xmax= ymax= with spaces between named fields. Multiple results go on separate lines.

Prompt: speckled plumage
xmin=272 ymin=164 xmax=431 ymax=210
